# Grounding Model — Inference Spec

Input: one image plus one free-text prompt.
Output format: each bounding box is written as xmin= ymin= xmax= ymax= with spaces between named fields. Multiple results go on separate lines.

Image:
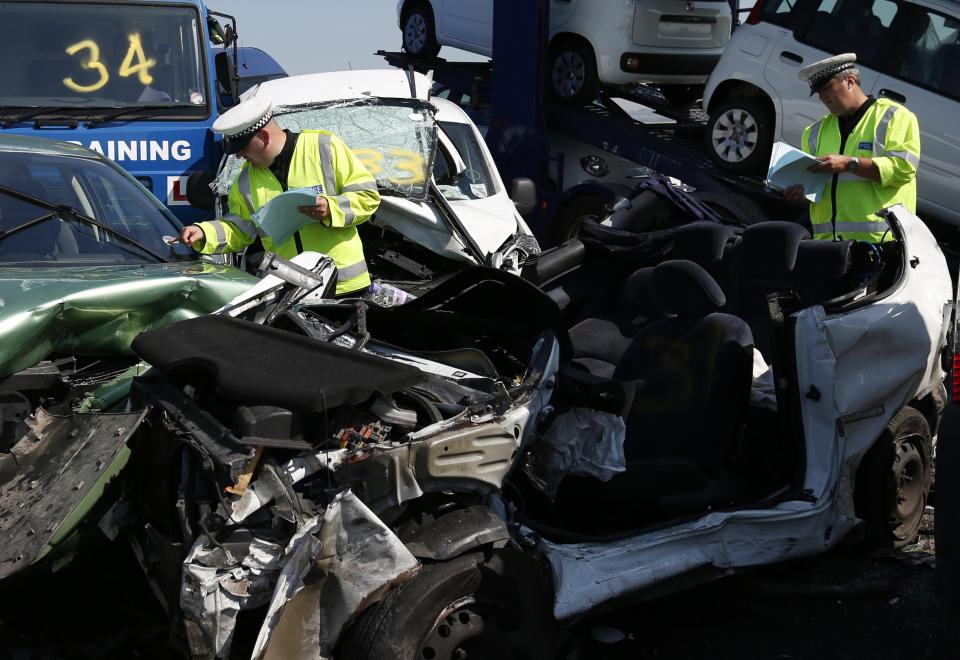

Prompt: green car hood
xmin=0 ymin=261 xmax=257 ymax=378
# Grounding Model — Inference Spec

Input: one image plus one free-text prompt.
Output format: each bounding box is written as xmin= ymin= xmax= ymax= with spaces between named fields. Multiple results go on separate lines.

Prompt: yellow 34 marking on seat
xmin=63 ymin=33 xmax=157 ymax=93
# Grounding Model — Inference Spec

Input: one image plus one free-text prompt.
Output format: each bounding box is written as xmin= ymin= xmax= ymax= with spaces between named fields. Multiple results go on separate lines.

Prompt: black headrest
xmin=741 ymin=221 xmax=810 ymax=274
xmin=651 ymin=260 xmax=726 ymax=318
xmin=619 ymin=267 xmax=660 ymax=317
xmin=795 ymin=239 xmax=853 ymax=280
xmin=670 ymin=222 xmax=735 ymax=266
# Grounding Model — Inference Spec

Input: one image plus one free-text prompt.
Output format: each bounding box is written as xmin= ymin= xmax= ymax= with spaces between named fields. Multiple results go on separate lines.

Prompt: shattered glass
xmin=213 ymin=99 xmax=437 ymax=202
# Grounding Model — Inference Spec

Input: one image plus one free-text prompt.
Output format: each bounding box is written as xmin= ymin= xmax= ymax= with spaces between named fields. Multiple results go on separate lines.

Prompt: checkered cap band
xmin=809 ymin=62 xmax=856 ymax=92
xmin=227 ymin=110 xmax=273 ymax=139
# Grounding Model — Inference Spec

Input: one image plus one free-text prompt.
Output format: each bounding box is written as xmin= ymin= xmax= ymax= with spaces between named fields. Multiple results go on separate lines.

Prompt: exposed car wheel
xmin=402 ymin=2 xmax=441 ymax=59
xmin=339 ymin=550 xmax=555 ymax=660
xmin=549 ymin=40 xmax=598 ymax=105
xmin=937 ymin=402 xmax=960 ymax=610
xmin=855 ymin=407 xmax=933 ymax=549
xmin=659 ymin=84 xmax=704 ymax=108
xmin=706 ymin=96 xmax=774 ymax=175
xmin=551 ymin=193 xmax=608 ymax=246
xmin=690 ymin=191 xmax=767 ymax=226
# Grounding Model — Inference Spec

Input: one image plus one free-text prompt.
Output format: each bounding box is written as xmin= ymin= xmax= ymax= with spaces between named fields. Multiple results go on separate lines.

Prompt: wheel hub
xmin=890 ymin=440 xmax=926 ymax=541
xmin=419 ymin=596 xmax=513 ymax=660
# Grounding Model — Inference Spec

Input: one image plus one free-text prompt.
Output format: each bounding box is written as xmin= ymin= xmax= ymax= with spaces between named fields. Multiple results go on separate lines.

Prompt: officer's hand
xmin=808 ymin=154 xmax=850 ymax=174
xmin=298 ymin=195 xmax=329 ymax=221
xmin=783 ymin=185 xmax=809 ymax=204
xmin=179 ymin=225 xmax=204 ymax=247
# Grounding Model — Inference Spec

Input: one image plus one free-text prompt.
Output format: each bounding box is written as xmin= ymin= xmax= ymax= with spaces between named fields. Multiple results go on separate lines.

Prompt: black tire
xmin=659 ymin=84 xmax=704 ymax=108
xmin=690 ymin=191 xmax=768 ymax=226
xmin=855 ymin=407 xmax=933 ymax=549
xmin=551 ymin=193 xmax=608 ymax=246
xmin=339 ymin=550 xmax=555 ymax=660
xmin=705 ymin=95 xmax=774 ymax=175
xmin=548 ymin=39 xmax=598 ymax=105
xmin=401 ymin=2 xmax=441 ymax=59
xmin=936 ymin=402 xmax=960 ymax=610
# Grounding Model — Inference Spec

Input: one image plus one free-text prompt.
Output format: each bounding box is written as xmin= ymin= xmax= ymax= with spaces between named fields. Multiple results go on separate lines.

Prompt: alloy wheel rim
xmin=712 ymin=108 xmax=759 ymax=163
xmin=551 ymin=51 xmax=586 ymax=98
xmin=405 ymin=14 xmax=427 ymax=52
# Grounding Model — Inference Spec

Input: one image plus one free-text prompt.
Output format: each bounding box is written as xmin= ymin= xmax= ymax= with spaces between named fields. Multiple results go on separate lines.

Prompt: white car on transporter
xmin=213 ymin=69 xmax=541 ymax=285
xmin=701 ymin=0 xmax=960 ymax=227
xmin=397 ymin=0 xmax=733 ymax=105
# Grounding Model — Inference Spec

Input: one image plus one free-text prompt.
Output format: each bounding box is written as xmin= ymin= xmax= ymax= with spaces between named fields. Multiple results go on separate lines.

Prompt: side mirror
xmin=510 ymin=178 xmax=537 ymax=217
xmin=186 ymin=171 xmax=216 ymax=211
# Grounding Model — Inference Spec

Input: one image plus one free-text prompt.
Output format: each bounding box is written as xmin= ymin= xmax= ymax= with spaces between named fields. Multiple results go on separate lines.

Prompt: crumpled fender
xmin=252 ymin=490 xmax=420 ymax=660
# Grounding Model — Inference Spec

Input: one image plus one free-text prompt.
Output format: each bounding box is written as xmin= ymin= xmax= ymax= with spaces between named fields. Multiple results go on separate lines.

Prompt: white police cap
xmin=799 ymin=53 xmax=857 ymax=96
xmin=213 ymin=96 xmax=274 ymax=154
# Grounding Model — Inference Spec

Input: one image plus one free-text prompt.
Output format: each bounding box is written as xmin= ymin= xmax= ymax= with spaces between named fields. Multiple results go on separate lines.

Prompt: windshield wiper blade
xmin=0 ymin=106 xmax=85 ymax=128
xmin=0 ymin=185 xmax=168 ymax=263
xmin=84 ymin=105 xmax=180 ymax=128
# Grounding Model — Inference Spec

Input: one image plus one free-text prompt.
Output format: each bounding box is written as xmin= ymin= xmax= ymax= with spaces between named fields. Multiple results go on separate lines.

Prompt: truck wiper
xmin=0 ymin=106 xmax=86 ymax=128
xmin=0 ymin=185 xmax=168 ymax=263
xmin=84 ymin=105 xmax=180 ymax=128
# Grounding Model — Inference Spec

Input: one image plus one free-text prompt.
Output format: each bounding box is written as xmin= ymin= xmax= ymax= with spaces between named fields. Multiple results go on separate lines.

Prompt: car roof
xmin=243 ymin=70 xmax=433 ymax=107
xmin=0 ymin=134 xmax=101 ymax=159
xmin=908 ymin=0 xmax=960 ymax=16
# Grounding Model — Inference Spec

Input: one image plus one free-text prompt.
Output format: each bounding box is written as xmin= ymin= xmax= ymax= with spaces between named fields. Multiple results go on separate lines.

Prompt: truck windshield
xmin=0 ymin=149 xmax=195 ymax=265
xmin=0 ymin=2 xmax=207 ymax=118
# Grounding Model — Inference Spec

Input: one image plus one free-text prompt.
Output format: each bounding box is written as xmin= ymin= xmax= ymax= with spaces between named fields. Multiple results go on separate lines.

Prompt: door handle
xmin=780 ymin=51 xmax=803 ymax=63
xmin=879 ymin=88 xmax=906 ymax=103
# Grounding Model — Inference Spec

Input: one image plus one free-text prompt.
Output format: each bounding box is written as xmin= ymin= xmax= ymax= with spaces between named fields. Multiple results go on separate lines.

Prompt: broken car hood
xmin=375 ymin=193 xmax=523 ymax=265
xmin=0 ymin=261 xmax=256 ymax=378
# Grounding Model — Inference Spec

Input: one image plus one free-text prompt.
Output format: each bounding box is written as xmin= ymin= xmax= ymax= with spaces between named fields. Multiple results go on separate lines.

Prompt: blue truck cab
xmin=0 ymin=0 xmax=263 ymax=224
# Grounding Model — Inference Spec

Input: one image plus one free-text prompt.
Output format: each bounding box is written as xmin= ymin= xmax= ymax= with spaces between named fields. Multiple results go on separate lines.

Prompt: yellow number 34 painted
xmin=63 ymin=33 xmax=156 ymax=94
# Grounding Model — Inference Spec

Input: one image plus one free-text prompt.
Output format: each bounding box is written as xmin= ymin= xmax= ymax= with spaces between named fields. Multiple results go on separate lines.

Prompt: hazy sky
xmin=221 ymin=0 xmax=485 ymax=76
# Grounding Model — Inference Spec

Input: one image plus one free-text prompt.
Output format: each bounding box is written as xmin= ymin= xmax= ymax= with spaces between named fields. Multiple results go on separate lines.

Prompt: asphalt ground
xmin=0 ymin=507 xmax=953 ymax=660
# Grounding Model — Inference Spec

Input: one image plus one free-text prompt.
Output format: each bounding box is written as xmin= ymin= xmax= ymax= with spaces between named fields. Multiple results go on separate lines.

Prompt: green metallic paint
xmin=0 ymin=260 xmax=256 ymax=378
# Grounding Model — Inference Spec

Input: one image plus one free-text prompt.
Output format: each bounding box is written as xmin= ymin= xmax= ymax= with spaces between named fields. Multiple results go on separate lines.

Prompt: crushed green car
xmin=0 ymin=136 xmax=256 ymax=578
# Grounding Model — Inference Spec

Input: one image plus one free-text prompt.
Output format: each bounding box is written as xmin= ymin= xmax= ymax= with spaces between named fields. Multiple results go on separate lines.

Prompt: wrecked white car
xmin=119 ymin=200 xmax=950 ymax=659
xmin=200 ymin=69 xmax=540 ymax=285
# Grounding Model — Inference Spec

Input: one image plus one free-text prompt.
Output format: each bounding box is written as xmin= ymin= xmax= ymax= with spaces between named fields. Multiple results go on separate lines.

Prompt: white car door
xmin=760 ymin=0 xmax=899 ymax=144
xmin=865 ymin=4 xmax=960 ymax=225
xmin=441 ymin=0 xmax=493 ymax=54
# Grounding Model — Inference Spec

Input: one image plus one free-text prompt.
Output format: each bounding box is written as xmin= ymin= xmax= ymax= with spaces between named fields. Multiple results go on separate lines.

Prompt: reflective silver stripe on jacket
xmin=333 ymin=194 xmax=356 ymax=225
xmin=808 ymin=120 xmax=823 ymax=155
xmin=237 ymin=168 xmax=256 ymax=215
xmin=341 ymin=180 xmax=378 ymax=193
xmin=207 ymin=220 xmax=229 ymax=253
xmin=811 ymin=220 xmax=890 ymax=235
xmin=873 ymin=106 xmax=898 ymax=157
xmin=885 ymin=149 xmax=920 ymax=167
xmin=337 ymin=258 xmax=369 ymax=280
xmin=223 ymin=213 xmax=258 ymax=239
xmin=317 ymin=134 xmax=338 ymax=195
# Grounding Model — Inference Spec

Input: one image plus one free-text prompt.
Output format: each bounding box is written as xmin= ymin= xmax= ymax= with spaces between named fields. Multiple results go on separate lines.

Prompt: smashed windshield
xmin=434 ymin=120 xmax=497 ymax=201
xmin=0 ymin=2 xmax=207 ymax=118
xmin=214 ymin=99 xmax=437 ymax=202
xmin=0 ymin=149 xmax=194 ymax=265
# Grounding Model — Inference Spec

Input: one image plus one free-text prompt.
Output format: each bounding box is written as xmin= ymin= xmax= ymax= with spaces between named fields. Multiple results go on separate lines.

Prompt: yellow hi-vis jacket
xmin=801 ymin=98 xmax=920 ymax=243
xmin=194 ymin=130 xmax=380 ymax=294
